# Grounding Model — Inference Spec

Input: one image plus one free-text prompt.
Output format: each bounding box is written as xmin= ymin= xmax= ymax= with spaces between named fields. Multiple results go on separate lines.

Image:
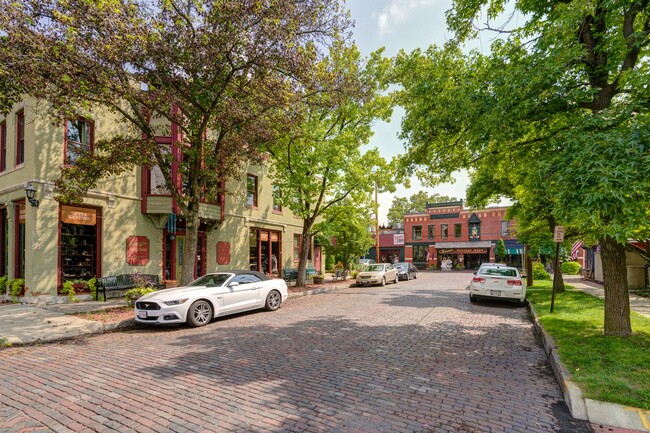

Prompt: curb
xmin=527 ymin=301 xmax=650 ymax=431
xmin=288 ymin=282 xmax=353 ymax=299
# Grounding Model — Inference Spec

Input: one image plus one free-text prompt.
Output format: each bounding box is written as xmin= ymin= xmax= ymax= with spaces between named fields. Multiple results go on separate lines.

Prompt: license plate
xmin=490 ymin=290 xmax=501 ymax=296
xmin=137 ymin=311 xmax=147 ymax=319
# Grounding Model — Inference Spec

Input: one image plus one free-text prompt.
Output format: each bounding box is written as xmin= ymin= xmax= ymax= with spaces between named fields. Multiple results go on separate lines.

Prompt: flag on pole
xmin=571 ymin=241 xmax=584 ymax=259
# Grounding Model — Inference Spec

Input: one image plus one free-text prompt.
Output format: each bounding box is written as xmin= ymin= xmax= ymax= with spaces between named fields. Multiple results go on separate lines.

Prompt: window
xmin=412 ymin=225 xmax=422 ymax=240
xmin=454 ymin=223 xmax=462 ymax=238
xmin=413 ymin=245 xmax=428 ymax=262
xmin=0 ymin=121 xmax=6 ymax=172
xmin=469 ymin=222 xmax=481 ymax=240
xmin=231 ymin=274 xmax=263 ymax=284
xmin=246 ymin=174 xmax=258 ymax=207
xmin=293 ymin=234 xmax=301 ymax=261
xmin=441 ymin=224 xmax=448 ymax=239
xmin=65 ymin=119 xmax=93 ymax=165
xmin=427 ymin=225 xmax=435 ymax=239
xmin=501 ymin=221 xmax=510 ymax=237
xmin=16 ymin=110 xmax=24 ymax=165
xmin=272 ymin=185 xmax=282 ymax=212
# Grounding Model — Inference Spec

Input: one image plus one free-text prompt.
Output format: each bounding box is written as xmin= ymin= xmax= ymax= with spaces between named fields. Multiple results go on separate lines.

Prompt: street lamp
xmin=25 ymin=182 xmax=39 ymax=207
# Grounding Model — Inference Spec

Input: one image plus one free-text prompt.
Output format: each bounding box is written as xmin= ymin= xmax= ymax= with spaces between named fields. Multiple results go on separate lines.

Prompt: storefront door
xmin=165 ymin=232 xmax=206 ymax=283
xmin=59 ymin=205 xmax=101 ymax=287
xmin=249 ymin=228 xmax=281 ymax=276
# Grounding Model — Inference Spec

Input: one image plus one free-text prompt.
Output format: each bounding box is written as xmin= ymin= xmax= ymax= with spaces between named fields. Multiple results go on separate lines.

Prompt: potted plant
xmin=125 ymin=273 xmax=158 ymax=305
xmin=312 ymin=272 xmax=325 ymax=284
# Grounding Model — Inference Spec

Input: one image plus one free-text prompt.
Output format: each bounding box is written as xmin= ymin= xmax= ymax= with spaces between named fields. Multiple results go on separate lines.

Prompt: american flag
xmin=571 ymin=241 xmax=584 ymax=259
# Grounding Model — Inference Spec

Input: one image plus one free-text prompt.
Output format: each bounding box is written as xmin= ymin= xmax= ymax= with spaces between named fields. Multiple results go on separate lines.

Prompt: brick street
xmin=1 ymin=272 xmax=595 ymax=433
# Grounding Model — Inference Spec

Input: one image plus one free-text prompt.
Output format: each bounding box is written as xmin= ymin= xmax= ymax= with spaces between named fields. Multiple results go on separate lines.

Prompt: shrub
xmin=9 ymin=278 xmax=25 ymax=297
xmin=561 ymin=261 xmax=581 ymax=275
xmin=0 ymin=275 xmax=8 ymax=295
xmin=87 ymin=277 xmax=97 ymax=299
xmin=61 ymin=280 xmax=79 ymax=303
xmin=125 ymin=287 xmax=156 ymax=302
xmin=533 ymin=262 xmax=551 ymax=280
xmin=351 ymin=270 xmax=359 ymax=279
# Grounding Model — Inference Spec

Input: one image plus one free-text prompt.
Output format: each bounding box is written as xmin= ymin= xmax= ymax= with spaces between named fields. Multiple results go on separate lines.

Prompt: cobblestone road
xmin=1 ymin=272 xmax=595 ymax=433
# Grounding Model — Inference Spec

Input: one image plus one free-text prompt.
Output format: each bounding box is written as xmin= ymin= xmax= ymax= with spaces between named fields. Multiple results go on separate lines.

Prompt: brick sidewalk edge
xmin=527 ymin=301 xmax=650 ymax=431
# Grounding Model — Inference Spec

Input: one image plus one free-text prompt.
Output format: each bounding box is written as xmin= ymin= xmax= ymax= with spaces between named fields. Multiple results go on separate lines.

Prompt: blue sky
xmin=344 ymin=0 xmax=491 ymax=224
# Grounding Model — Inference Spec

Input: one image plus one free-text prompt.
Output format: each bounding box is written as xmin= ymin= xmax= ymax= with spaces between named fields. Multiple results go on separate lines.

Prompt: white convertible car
xmin=134 ymin=271 xmax=288 ymax=327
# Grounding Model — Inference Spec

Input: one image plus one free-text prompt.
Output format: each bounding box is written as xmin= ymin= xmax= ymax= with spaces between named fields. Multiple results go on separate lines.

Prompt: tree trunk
xmin=180 ymin=208 xmax=200 ymax=286
xmin=526 ymin=247 xmax=533 ymax=287
xmin=600 ymin=236 xmax=632 ymax=337
xmin=295 ymin=221 xmax=313 ymax=287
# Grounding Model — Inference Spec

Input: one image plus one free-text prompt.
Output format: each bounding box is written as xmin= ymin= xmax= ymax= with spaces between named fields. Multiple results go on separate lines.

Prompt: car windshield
xmin=366 ymin=265 xmax=384 ymax=272
xmin=187 ymin=274 xmax=230 ymax=287
xmin=479 ymin=268 xmax=518 ymax=277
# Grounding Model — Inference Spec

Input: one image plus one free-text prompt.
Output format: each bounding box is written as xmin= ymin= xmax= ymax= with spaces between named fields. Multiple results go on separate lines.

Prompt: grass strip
xmin=527 ymin=280 xmax=650 ymax=410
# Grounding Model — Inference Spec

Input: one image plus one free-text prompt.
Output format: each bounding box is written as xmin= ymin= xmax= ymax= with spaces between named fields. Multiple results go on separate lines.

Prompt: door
xmin=223 ymin=273 xmax=262 ymax=313
xmin=166 ymin=232 xmax=207 ymax=284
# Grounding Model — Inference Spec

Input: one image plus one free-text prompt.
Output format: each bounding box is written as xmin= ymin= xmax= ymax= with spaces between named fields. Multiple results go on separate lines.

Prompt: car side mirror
xmin=229 ymin=282 xmax=240 ymax=287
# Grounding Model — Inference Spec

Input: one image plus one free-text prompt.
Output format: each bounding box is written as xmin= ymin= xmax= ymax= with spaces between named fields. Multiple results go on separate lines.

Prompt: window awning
xmin=435 ymin=241 xmax=493 ymax=248
xmin=506 ymin=247 xmax=524 ymax=255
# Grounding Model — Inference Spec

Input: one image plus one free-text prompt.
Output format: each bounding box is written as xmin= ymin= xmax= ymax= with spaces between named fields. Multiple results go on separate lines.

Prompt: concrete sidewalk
xmin=562 ymin=274 xmax=650 ymax=318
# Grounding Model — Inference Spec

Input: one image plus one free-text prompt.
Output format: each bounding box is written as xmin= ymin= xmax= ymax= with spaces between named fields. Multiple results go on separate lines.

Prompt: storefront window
xmin=413 ymin=245 xmax=428 ymax=262
xmin=249 ymin=229 xmax=259 ymax=271
xmin=60 ymin=206 xmax=98 ymax=282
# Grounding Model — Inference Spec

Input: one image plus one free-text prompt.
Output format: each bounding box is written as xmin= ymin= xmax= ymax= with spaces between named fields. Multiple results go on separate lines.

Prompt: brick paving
xmin=0 ymin=272 xmax=596 ymax=432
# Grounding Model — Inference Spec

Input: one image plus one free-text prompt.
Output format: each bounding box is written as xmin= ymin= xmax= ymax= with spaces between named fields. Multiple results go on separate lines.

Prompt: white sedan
xmin=356 ymin=263 xmax=399 ymax=286
xmin=468 ymin=264 xmax=526 ymax=305
xmin=134 ymin=271 xmax=288 ymax=327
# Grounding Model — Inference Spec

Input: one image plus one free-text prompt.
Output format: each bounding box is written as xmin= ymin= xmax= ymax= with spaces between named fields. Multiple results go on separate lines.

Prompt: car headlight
xmin=163 ymin=298 xmax=189 ymax=306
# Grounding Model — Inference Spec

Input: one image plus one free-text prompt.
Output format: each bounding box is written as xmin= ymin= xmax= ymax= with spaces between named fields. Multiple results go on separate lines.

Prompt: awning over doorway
xmin=434 ymin=241 xmax=493 ymax=249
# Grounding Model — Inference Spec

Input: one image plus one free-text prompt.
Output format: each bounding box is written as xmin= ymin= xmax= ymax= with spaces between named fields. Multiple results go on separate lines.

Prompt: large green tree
xmin=266 ymin=43 xmax=395 ymax=287
xmin=386 ymin=191 xmax=459 ymax=227
xmin=394 ymin=0 xmax=650 ymax=336
xmin=0 ymin=0 xmax=350 ymax=284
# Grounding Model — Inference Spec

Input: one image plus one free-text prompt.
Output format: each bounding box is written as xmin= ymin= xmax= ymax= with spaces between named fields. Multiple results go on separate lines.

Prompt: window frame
xmin=272 ymin=184 xmax=282 ymax=213
xmin=412 ymin=225 xmax=422 ymax=240
xmin=0 ymin=120 xmax=6 ymax=172
xmin=15 ymin=110 xmax=24 ymax=166
xmin=64 ymin=118 xmax=94 ymax=166
xmin=454 ymin=223 xmax=462 ymax=238
xmin=427 ymin=224 xmax=435 ymax=239
xmin=501 ymin=221 xmax=510 ymax=237
xmin=441 ymin=224 xmax=448 ymax=239
xmin=246 ymin=174 xmax=258 ymax=207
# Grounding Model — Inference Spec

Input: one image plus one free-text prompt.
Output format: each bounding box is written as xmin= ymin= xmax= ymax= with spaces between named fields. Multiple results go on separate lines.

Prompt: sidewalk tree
xmin=393 ymin=0 xmax=650 ymax=336
xmin=386 ymin=191 xmax=459 ymax=227
xmin=315 ymin=201 xmax=375 ymax=272
xmin=0 ymin=0 xmax=350 ymax=285
xmin=495 ymin=239 xmax=506 ymax=263
xmin=267 ymin=43 xmax=396 ymax=287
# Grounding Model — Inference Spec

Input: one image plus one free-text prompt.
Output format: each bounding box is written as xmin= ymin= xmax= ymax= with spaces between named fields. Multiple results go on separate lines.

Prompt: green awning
xmin=506 ymin=248 xmax=523 ymax=255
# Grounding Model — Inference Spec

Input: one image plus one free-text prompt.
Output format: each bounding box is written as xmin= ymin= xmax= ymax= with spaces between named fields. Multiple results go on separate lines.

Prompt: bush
xmin=561 ymin=261 xmax=581 ymax=275
xmin=533 ymin=262 xmax=551 ymax=280
xmin=61 ymin=280 xmax=79 ymax=303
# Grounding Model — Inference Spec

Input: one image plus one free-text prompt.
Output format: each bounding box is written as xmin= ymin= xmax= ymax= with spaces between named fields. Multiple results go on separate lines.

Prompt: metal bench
xmin=96 ymin=274 xmax=164 ymax=301
xmin=332 ymin=269 xmax=346 ymax=281
xmin=282 ymin=267 xmax=318 ymax=281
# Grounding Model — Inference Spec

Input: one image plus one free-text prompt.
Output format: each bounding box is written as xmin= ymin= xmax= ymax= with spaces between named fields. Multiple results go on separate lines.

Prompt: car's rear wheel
xmin=265 ymin=290 xmax=282 ymax=311
xmin=414 ymin=273 xmax=417 ymax=279
xmin=380 ymin=276 xmax=386 ymax=286
xmin=186 ymin=300 xmax=213 ymax=327
xmin=405 ymin=273 xmax=410 ymax=281
xmin=469 ymin=294 xmax=477 ymax=303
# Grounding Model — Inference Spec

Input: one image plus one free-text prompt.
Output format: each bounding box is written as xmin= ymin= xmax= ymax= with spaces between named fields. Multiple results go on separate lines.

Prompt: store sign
xmin=62 ymin=205 xmax=97 ymax=226
xmin=126 ymin=236 xmax=149 ymax=266
xmin=217 ymin=241 xmax=231 ymax=265
xmin=438 ymin=248 xmax=486 ymax=254
xmin=393 ymin=234 xmax=404 ymax=245
xmin=553 ymin=226 xmax=565 ymax=243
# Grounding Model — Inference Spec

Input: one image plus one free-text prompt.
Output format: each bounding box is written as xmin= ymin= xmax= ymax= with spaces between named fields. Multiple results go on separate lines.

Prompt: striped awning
xmin=506 ymin=247 xmax=524 ymax=255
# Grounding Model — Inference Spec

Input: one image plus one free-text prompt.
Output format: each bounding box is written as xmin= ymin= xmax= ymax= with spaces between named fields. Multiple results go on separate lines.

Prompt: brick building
xmin=403 ymin=201 xmax=521 ymax=270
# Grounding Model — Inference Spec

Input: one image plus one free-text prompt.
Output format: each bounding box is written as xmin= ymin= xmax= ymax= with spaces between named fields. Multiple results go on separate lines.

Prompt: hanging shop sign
xmin=18 ymin=203 xmax=25 ymax=223
xmin=126 ymin=236 xmax=150 ymax=266
xmin=217 ymin=241 xmax=231 ymax=265
xmin=437 ymin=248 xmax=487 ymax=254
xmin=393 ymin=234 xmax=405 ymax=245
xmin=62 ymin=205 xmax=97 ymax=226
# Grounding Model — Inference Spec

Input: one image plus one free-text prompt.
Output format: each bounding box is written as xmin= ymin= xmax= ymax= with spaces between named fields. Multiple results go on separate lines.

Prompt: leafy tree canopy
xmin=386 ymin=191 xmax=459 ymax=227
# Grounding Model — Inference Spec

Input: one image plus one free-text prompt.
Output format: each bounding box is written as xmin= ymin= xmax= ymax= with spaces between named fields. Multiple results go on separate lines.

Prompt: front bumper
xmin=134 ymin=301 xmax=187 ymax=325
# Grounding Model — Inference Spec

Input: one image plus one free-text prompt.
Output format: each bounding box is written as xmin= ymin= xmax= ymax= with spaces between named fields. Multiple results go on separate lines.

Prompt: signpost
xmin=551 ymin=226 xmax=565 ymax=312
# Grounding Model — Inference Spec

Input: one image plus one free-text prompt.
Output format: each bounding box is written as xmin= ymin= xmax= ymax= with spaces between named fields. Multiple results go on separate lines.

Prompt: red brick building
xmin=403 ymin=201 xmax=521 ymax=270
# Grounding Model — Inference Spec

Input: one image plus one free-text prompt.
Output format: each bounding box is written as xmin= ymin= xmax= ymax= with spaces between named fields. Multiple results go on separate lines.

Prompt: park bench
xmin=96 ymin=274 xmax=164 ymax=301
xmin=332 ymin=269 xmax=347 ymax=281
xmin=282 ymin=267 xmax=317 ymax=282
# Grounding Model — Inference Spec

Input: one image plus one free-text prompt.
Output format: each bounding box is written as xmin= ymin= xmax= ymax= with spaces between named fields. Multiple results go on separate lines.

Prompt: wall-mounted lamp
xmin=25 ymin=182 xmax=39 ymax=207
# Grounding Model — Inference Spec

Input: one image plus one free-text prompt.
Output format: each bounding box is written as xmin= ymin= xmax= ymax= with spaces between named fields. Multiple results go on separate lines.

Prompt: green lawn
xmin=526 ymin=280 xmax=650 ymax=410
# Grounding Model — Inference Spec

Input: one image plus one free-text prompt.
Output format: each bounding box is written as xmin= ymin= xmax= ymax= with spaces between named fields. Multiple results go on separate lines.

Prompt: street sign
xmin=553 ymin=226 xmax=565 ymax=243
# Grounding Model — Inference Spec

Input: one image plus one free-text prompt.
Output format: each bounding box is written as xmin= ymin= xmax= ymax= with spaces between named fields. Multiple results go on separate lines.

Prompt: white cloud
xmin=376 ymin=0 xmax=436 ymax=35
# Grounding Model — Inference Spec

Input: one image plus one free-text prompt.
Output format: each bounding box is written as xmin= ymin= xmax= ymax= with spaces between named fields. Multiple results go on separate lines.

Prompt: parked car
xmin=356 ymin=263 xmax=399 ymax=286
xmin=134 ymin=271 xmax=288 ymax=327
xmin=468 ymin=264 xmax=526 ymax=305
xmin=394 ymin=262 xmax=418 ymax=280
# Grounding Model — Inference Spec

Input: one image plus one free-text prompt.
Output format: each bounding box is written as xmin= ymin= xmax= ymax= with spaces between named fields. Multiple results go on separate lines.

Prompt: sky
xmin=343 ymin=0 xmax=492 ymax=225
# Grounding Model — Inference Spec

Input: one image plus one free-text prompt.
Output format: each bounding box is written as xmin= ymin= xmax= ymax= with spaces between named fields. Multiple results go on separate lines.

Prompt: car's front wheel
xmin=380 ymin=276 xmax=386 ymax=286
xmin=186 ymin=300 xmax=213 ymax=327
xmin=265 ymin=290 xmax=282 ymax=311
xmin=393 ymin=274 xmax=399 ymax=284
